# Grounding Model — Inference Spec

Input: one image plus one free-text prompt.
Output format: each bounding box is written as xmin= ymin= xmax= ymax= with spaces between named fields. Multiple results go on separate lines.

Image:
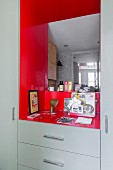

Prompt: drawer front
xmin=18 ymin=120 xmax=100 ymax=157
xmin=18 ymin=143 xmax=100 ymax=170
xmin=18 ymin=165 xmax=39 ymax=170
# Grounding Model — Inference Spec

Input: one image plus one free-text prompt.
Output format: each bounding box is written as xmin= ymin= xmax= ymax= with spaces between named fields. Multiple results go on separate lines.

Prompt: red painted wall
xmin=21 ymin=0 xmax=100 ymax=27
xmin=44 ymin=91 xmax=72 ymax=111
xmin=44 ymin=91 xmax=100 ymax=114
xmin=20 ymin=0 xmax=100 ymax=119
xmin=20 ymin=22 xmax=48 ymax=119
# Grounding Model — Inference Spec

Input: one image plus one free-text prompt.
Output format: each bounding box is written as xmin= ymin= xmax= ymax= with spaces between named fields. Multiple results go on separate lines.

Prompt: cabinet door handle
xmin=43 ymin=159 xmax=64 ymax=167
xmin=105 ymin=115 xmax=108 ymax=134
xmin=12 ymin=107 xmax=15 ymax=120
xmin=43 ymin=135 xmax=64 ymax=141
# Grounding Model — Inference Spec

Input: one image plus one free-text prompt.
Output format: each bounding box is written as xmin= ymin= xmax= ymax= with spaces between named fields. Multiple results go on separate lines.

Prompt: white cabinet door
xmin=101 ymin=1 xmax=113 ymax=170
xmin=0 ymin=0 xmax=19 ymax=170
xmin=18 ymin=143 xmax=100 ymax=170
xmin=18 ymin=165 xmax=38 ymax=170
xmin=18 ymin=121 xmax=100 ymax=157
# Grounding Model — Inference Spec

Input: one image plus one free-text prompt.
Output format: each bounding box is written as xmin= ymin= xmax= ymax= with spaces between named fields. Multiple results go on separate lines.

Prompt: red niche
xmin=19 ymin=0 xmax=100 ymax=119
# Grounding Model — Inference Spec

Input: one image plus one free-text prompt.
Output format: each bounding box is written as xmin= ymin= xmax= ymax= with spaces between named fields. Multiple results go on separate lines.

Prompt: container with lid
xmin=64 ymin=81 xmax=68 ymax=92
xmin=59 ymin=81 xmax=64 ymax=92
xmin=68 ymin=81 xmax=72 ymax=92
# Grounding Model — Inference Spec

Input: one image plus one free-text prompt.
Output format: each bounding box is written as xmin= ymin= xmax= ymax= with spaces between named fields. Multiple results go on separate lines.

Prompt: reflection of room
xmin=48 ymin=14 xmax=100 ymax=90
xmin=73 ymin=51 xmax=100 ymax=88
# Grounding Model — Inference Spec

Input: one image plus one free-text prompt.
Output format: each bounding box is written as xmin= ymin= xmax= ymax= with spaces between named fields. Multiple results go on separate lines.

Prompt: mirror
xmin=48 ymin=14 xmax=100 ymax=91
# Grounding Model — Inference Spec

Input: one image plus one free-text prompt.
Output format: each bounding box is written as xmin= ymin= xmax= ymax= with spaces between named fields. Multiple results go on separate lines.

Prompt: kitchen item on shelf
xmin=59 ymin=81 xmax=64 ymax=92
xmin=50 ymin=99 xmax=59 ymax=113
xmin=75 ymin=84 xmax=81 ymax=92
xmin=68 ymin=81 xmax=72 ymax=92
xmin=48 ymin=86 xmax=54 ymax=91
xmin=57 ymin=85 xmax=60 ymax=91
xmin=64 ymin=81 xmax=68 ymax=92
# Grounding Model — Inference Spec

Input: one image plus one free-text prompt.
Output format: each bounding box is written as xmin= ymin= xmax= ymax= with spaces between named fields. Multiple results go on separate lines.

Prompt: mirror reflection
xmin=48 ymin=14 xmax=100 ymax=92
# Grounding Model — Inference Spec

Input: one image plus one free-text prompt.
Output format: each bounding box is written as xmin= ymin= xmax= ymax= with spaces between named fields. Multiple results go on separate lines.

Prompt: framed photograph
xmin=28 ymin=90 xmax=39 ymax=114
xmin=64 ymin=98 xmax=72 ymax=112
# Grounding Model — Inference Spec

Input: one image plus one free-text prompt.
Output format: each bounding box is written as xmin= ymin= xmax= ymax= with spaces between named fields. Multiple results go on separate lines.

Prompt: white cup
xmin=48 ymin=87 xmax=54 ymax=91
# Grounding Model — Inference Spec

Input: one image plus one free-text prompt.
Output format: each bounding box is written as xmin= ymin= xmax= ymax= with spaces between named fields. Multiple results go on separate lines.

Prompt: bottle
xmin=64 ymin=81 xmax=68 ymax=92
xmin=59 ymin=81 xmax=64 ymax=92
xmin=68 ymin=81 xmax=72 ymax=92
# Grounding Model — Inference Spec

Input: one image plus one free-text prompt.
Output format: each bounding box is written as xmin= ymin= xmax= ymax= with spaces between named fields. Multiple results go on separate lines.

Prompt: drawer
xmin=18 ymin=142 xmax=100 ymax=170
xmin=18 ymin=120 xmax=100 ymax=157
xmin=18 ymin=165 xmax=39 ymax=170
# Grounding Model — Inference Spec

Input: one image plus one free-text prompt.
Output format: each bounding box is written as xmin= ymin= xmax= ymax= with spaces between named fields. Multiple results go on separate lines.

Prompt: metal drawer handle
xmin=12 ymin=107 xmax=15 ymax=120
xmin=43 ymin=135 xmax=64 ymax=141
xmin=105 ymin=115 xmax=108 ymax=134
xmin=43 ymin=159 xmax=64 ymax=167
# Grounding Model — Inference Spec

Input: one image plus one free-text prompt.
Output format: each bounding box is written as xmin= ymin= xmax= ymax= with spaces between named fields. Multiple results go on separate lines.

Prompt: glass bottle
xmin=59 ymin=81 xmax=64 ymax=92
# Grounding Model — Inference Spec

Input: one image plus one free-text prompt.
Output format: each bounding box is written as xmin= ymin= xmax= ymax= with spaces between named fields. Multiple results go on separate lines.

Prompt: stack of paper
xmin=75 ymin=117 xmax=92 ymax=125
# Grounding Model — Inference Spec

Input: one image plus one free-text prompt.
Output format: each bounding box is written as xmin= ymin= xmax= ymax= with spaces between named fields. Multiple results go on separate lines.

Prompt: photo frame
xmin=28 ymin=90 xmax=39 ymax=114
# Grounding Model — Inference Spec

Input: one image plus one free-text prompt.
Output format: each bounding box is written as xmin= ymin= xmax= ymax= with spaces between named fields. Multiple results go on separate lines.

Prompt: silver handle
xmin=43 ymin=159 xmax=64 ymax=167
xmin=105 ymin=115 xmax=108 ymax=134
xmin=12 ymin=107 xmax=15 ymax=120
xmin=43 ymin=135 xmax=64 ymax=141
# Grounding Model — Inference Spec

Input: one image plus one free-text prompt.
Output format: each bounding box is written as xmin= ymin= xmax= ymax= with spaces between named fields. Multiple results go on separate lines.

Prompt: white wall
xmin=57 ymin=52 xmax=73 ymax=85
xmin=73 ymin=50 xmax=99 ymax=63
xmin=73 ymin=62 xmax=79 ymax=83
xmin=57 ymin=50 xmax=99 ymax=87
xmin=73 ymin=50 xmax=99 ymax=85
xmin=80 ymin=69 xmax=97 ymax=85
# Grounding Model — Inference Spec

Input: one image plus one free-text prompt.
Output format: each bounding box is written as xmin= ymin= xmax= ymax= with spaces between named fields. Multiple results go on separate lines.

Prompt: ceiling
xmin=48 ymin=14 xmax=100 ymax=53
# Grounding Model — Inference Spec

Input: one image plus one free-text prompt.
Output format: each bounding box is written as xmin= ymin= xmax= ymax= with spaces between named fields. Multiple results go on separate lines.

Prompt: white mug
xmin=48 ymin=87 xmax=54 ymax=91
